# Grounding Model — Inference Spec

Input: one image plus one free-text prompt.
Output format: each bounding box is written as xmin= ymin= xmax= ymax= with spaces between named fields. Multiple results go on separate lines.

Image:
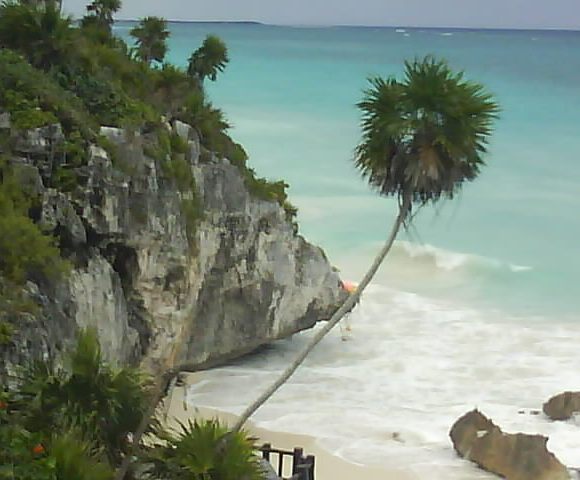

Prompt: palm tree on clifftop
xmin=82 ymin=0 xmax=121 ymax=35
xmin=130 ymin=16 xmax=170 ymax=66
xmin=0 ymin=1 xmax=74 ymax=70
xmin=187 ymin=34 xmax=229 ymax=87
xmin=231 ymin=55 xmax=500 ymax=432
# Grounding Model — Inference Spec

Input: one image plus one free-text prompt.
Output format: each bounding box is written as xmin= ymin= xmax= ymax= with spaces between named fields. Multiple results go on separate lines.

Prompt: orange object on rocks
xmin=341 ymin=280 xmax=358 ymax=293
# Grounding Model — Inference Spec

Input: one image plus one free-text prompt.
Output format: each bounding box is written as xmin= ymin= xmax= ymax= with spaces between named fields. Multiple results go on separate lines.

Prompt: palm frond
xmin=354 ymin=56 xmax=499 ymax=207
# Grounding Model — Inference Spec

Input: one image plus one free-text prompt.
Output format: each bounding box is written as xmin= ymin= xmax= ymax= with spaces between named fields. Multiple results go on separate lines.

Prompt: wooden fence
xmin=260 ymin=443 xmax=315 ymax=480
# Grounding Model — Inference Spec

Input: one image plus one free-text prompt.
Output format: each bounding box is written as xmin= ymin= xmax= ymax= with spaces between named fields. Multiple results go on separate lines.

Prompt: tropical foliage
xmin=0 ymin=1 xmax=301 ymax=476
xmin=355 ymin=56 xmax=499 ymax=205
xmin=143 ymin=419 xmax=263 ymax=480
xmin=0 ymin=414 xmax=112 ymax=480
xmin=0 ymin=158 xmax=68 ymax=286
xmin=82 ymin=0 xmax=121 ymax=36
xmin=2 ymin=331 xmax=264 ymax=480
xmin=1 ymin=330 xmax=146 ymax=478
xmin=130 ymin=16 xmax=170 ymax=65
xmin=14 ymin=329 xmax=153 ymax=463
xmin=0 ymin=1 xmax=74 ymax=70
xmin=187 ymin=34 xmax=229 ymax=85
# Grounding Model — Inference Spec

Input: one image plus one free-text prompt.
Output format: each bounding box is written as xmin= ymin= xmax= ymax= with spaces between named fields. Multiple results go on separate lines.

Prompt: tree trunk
xmin=113 ymin=368 xmax=178 ymax=480
xmin=115 ymin=195 xmax=411 ymax=479
xmin=231 ymin=195 xmax=412 ymax=432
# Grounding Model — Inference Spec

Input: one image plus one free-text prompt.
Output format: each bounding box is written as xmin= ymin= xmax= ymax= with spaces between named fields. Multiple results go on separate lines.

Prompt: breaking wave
xmin=391 ymin=240 xmax=532 ymax=275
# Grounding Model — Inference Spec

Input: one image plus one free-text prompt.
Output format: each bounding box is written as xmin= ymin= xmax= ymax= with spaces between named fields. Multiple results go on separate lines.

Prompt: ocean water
xmin=119 ymin=23 xmax=580 ymax=477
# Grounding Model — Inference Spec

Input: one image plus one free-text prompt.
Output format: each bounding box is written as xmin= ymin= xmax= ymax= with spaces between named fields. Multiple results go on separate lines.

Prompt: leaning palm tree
xmin=130 ymin=16 xmax=170 ymax=66
xmin=231 ymin=56 xmax=499 ymax=432
xmin=187 ymin=34 xmax=229 ymax=87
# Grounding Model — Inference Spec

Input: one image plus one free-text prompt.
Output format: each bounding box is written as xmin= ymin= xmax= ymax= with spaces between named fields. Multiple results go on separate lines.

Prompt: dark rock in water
xmin=543 ymin=392 xmax=580 ymax=421
xmin=449 ymin=409 xmax=569 ymax=480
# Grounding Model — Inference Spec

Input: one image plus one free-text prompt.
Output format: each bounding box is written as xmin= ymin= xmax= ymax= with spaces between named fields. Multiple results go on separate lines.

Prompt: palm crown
xmin=86 ymin=0 xmax=121 ymax=25
xmin=0 ymin=1 xmax=74 ymax=70
xmin=130 ymin=16 xmax=170 ymax=65
xmin=187 ymin=34 xmax=229 ymax=84
xmin=355 ymin=56 xmax=499 ymax=206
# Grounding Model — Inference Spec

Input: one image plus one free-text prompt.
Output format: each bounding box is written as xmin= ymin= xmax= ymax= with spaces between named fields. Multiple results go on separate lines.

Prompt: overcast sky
xmin=64 ymin=0 xmax=580 ymax=30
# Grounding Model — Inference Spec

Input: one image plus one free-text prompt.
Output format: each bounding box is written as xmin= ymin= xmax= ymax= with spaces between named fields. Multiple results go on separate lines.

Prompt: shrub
xmin=181 ymin=197 xmax=203 ymax=247
xmin=283 ymin=200 xmax=298 ymax=222
xmin=177 ymin=92 xmax=230 ymax=153
xmin=0 ymin=50 xmax=95 ymax=137
xmin=52 ymin=167 xmax=78 ymax=192
xmin=0 ymin=164 xmax=67 ymax=285
xmin=163 ymin=157 xmax=194 ymax=193
xmin=1 ymin=390 xmax=113 ymax=480
xmin=143 ymin=418 xmax=262 ymax=480
xmin=169 ymin=132 xmax=189 ymax=155
xmin=0 ymin=320 xmax=13 ymax=345
xmin=0 ymin=2 xmax=75 ymax=71
xmin=16 ymin=329 xmax=153 ymax=464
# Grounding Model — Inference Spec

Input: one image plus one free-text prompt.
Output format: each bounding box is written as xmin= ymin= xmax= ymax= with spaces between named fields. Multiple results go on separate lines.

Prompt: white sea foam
xmin=188 ymin=284 xmax=580 ymax=479
xmin=392 ymin=240 xmax=532 ymax=275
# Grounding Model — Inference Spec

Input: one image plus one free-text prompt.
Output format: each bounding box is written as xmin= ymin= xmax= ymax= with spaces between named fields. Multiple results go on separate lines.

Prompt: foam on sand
xmin=165 ymin=376 xmax=416 ymax=480
xmin=187 ymin=284 xmax=580 ymax=479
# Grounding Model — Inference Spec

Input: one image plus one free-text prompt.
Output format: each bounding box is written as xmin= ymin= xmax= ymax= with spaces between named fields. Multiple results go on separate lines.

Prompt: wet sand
xmin=163 ymin=373 xmax=418 ymax=480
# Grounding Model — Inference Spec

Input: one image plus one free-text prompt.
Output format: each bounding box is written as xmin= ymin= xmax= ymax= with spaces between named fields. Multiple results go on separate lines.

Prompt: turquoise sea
xmin=120 ymin=24 xmax=580 ymax=477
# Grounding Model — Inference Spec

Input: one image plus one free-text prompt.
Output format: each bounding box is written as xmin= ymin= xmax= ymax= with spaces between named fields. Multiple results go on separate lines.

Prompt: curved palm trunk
xmin=114 ymin=368 xmax=178 ymax=480
xmin=115 ymin=196 xmax=410 ymax=479
xmin=231 ymin=195 xmax=412 ymax=432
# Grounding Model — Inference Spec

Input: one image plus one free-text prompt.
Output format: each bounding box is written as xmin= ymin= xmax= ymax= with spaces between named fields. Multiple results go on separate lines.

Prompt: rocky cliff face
xmin=0 ymin=119 xmax=343 ymax=377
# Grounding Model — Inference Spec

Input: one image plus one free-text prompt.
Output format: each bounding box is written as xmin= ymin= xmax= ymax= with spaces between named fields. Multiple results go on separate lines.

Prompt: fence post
xmin=261 ymin=443 xmax=272 ymax=461
xmin=306 ymin=454 xmax=315 ymax=480
xmin=292 ymin=447 xmax=304 ymax=476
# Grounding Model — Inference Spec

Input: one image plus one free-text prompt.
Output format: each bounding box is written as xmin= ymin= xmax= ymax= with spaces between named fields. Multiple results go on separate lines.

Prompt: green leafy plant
xmin=187 ymin=35 xmax=229 ymax=86
xmin=81 ymin=0 xmax=121 ymax=38
xmin=16 ymin=329 xmax=153 ymax=465
xmin=50 ymin=431 xmax=113 ymax=480
xmin=0 ymin=398 xmax=112 ymax=480
xmin=0 ymin=49 xmax=95 ymax=136
xmin=181 ymin=197 xmax=203 ymax=248
xmin=0 ymin=178 xmax=67 ymax=285
xmin=0 ymin=1 xmax=75 ymax=70
xmin=130 ymin=16 xmax=170 ymax=66
xmin=169 ymin=132 xmax=188 ymax=155
xmin=143 ymin=418 xmax=262 ymax=480
xmin=0 ymin=320 xmax=13 ymax=345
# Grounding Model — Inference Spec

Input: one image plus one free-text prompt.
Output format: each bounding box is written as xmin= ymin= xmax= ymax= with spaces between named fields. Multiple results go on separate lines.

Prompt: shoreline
xmin=164 ymin=372 xmax=418 ymax=480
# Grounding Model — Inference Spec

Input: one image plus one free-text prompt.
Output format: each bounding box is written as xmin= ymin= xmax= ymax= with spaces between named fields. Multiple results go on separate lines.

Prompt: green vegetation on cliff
xmin=0 ymin=0 xmax=298 ymax=315
xmin=1 ymin=330 xmax=262 ymax=479
xmin=0 ymin=4 xmax=300 ymax=475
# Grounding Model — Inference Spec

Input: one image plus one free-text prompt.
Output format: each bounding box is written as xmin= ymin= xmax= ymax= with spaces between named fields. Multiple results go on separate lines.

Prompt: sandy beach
xmin=163 ymin=373 xmax=417 ymax=480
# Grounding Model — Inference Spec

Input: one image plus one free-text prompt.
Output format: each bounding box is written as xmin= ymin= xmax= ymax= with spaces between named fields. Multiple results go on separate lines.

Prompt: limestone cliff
xmin=0 ymin=118 xmax=343 ymax=377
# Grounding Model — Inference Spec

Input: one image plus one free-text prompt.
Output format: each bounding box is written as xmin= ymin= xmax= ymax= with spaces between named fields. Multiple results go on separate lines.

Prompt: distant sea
xmin=119 ymin=23 xmax=580 ymax=478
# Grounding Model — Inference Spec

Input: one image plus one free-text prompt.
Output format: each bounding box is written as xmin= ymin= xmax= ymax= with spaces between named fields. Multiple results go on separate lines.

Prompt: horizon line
xmin=113 ymin=19 xmax=580 ymax=33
